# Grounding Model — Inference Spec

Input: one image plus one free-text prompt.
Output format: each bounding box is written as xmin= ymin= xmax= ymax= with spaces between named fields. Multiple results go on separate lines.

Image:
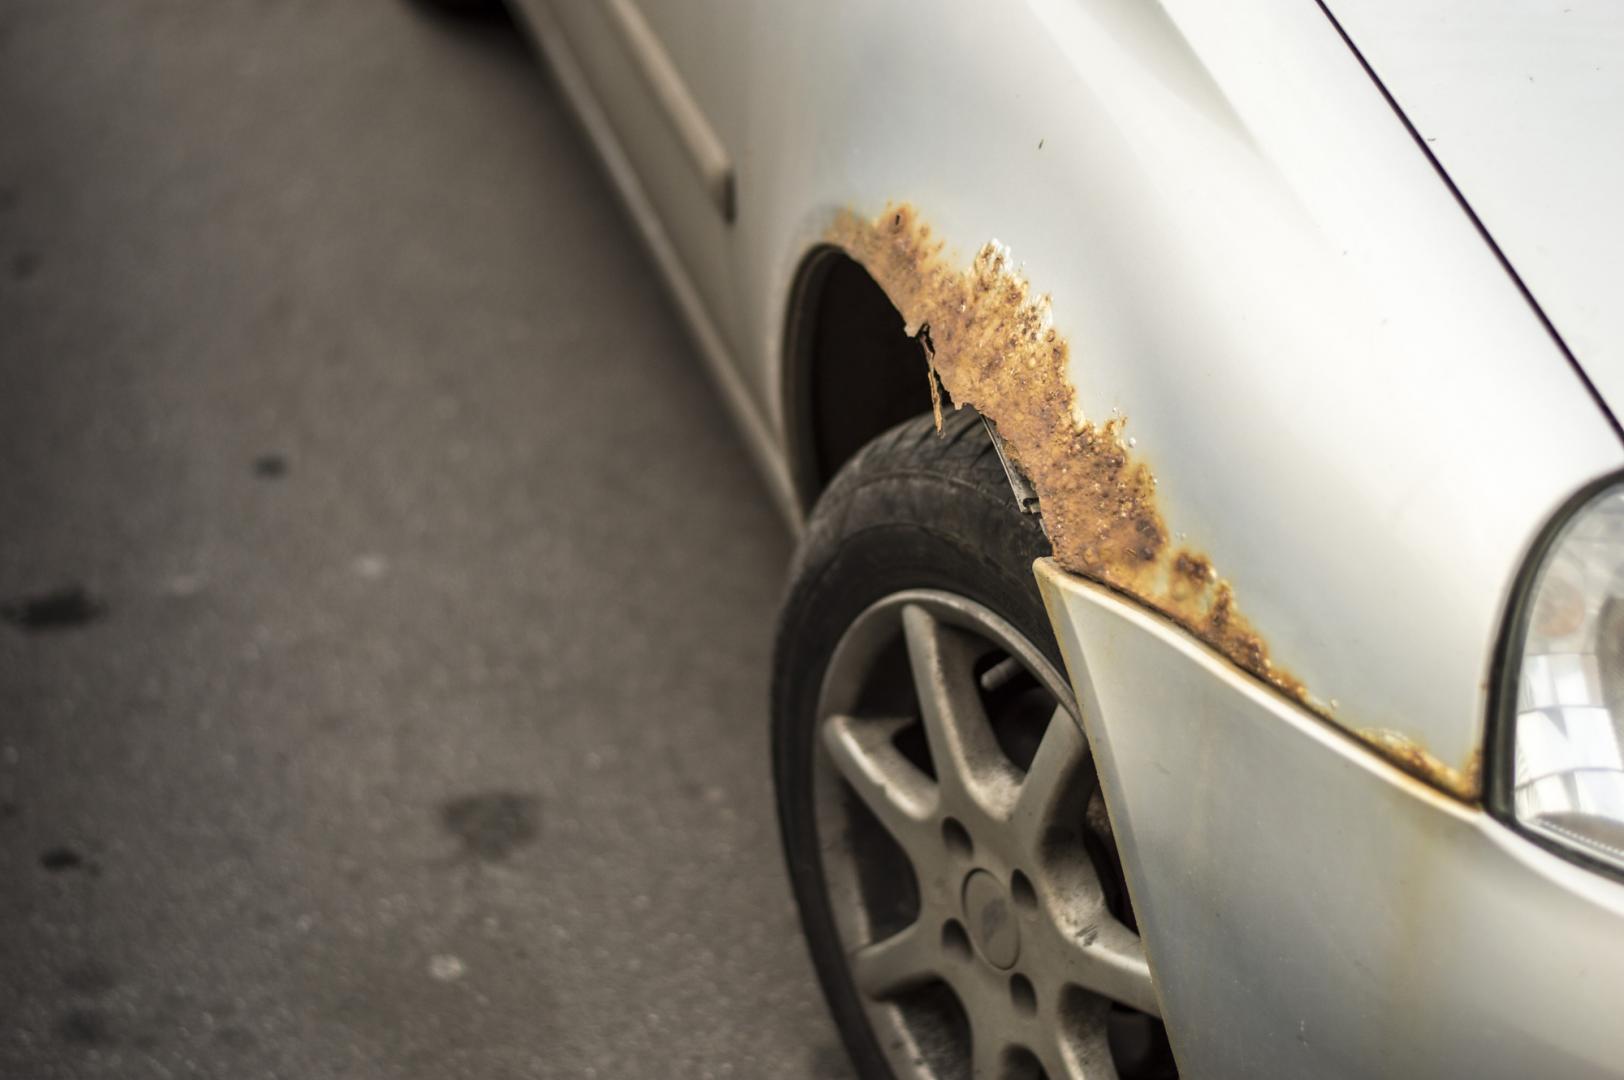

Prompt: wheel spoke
xmin=970 ymin=1022 xmax=1010 ymax=1079
xmin=1040 ymin=992 xmax=1114 ymax=1080
xmin=1032 ymin=1041 xmax=1084 ymax=1080
xmin=1056 ymin=914 xmax=1160 ymax=1018
xmin=850 ymin=920 xmax=938 ymax=1000
xmin=821 ymin=714 xmax=938 ymax=854
xmin=818 ymin=593 xmax=1158 ymax=1080
xmin=901 ymin=604 xmax=1017 ymax=810
xmin=1011 ymin=706 xmax=1097 ymax=848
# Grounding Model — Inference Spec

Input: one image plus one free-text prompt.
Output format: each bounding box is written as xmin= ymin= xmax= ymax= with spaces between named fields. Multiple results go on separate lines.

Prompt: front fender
xmin=737 ymin=0 xmax=1621 ymax=795
xmin=1036 ymin=562 xmax=1624 ymax=1077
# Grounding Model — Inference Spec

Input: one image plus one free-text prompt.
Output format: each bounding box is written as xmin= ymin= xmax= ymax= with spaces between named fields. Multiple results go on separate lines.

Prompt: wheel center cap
xmin=961 ymin=870 xmax=1020 ymax=969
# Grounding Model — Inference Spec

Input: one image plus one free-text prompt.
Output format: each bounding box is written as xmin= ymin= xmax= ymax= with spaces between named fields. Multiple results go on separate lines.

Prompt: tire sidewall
xmin=773 ymin=437 xmax=1059 ymax=1079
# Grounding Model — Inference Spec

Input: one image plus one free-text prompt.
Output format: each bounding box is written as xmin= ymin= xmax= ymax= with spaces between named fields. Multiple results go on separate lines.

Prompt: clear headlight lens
xmin=1506 ymin=481 xmax=1624 ymax=874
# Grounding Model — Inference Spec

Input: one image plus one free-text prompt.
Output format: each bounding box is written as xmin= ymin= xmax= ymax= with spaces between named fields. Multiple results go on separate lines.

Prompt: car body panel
xmin=1324 ymin=0 xmax=1624 ymax=411
xmin=516 ymin=0 xmax=1622 ymax=793
xmin=525 ymin=0 xmax=750 ymax=397
xmin=508 ymin=1 xmax=1624 ymax=1070
xmin=1038 ymin=560 xmax=1624 ymax=1079
xmin=509 ymin=0 xmax=799 ymax=524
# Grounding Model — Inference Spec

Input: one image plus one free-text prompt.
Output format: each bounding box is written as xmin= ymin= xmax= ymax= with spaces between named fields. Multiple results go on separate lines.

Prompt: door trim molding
xmin=603 ymin=0 xmax=736 ymax=222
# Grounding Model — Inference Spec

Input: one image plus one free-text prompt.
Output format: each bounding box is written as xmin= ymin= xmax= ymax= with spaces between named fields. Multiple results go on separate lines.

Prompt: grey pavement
xmin=0 ymin=1 xmax=847 ymax=1076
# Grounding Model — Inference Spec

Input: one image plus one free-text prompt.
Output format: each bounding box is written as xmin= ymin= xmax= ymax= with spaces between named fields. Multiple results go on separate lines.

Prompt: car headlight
xmin=1494 ymin=477 xmax=1624 ymax=875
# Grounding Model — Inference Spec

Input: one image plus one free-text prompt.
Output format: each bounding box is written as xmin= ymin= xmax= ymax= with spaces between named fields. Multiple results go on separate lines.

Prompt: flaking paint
xmin=1360 ymin=730 xmax=1482 ymax=803
xmin=827 ymin=203 xmax=1481 ymax=801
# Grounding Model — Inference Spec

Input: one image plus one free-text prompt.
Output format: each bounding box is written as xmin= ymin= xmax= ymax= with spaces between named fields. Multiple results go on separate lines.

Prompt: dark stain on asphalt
xmin=440 ymin=791 xmax=539 ymax=862
xmin=0 ymin=800 xmax=18 ymax=821
xmin=214 ymin=1025 xmax=257 ymax=1052
xmin=253 ymin=453 xmax=289 ymax=479
xmin=40 ymin=846 xmax=89 ymax=872
xmin=12 ymin=250 xmax=40 ymax=279
xmin=62 ymin=959 xmax=119 ymax=996
xmin=2 ymin=585 xmax=107 ymax=632
xmin=55 ymin=1007 xmax=115 ymax=1047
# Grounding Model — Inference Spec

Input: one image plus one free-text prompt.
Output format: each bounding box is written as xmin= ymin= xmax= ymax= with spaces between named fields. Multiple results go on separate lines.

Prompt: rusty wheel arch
xmin=787 ymin=206 xmax=1481 ymax=801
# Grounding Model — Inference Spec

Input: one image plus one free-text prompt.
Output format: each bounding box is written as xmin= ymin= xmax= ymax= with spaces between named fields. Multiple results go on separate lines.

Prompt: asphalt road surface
xmin=0 ymin=2 xmax=848 ymax=1076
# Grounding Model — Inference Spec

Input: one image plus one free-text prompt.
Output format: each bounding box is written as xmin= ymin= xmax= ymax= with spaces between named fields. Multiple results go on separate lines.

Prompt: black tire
xmin=407 ymin=0 xmax=507 ymax=19
xmin=772 ymin=408 xmax=1055 ymax=1079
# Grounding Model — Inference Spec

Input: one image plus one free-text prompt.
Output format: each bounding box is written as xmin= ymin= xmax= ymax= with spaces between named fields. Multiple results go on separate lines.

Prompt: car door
xmin=520 ymin=0 xmax=746 ymax=365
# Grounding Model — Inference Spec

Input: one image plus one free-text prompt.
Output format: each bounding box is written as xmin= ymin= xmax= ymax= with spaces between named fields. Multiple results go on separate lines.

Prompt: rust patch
xmin=827 ymin=205 xmax=1485 ymax=802
xmin=1359 ymin=730 xmax=1482 ymax=802
xmin=827 ymin=204 xmax=1309 ymax=705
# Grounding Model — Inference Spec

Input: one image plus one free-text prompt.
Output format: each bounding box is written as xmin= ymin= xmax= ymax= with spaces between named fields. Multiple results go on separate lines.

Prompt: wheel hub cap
xmin=813 ymin=591 xmax=1164 ymax=1078
xmin=962 ymin=870 xmax=1020 ymax=969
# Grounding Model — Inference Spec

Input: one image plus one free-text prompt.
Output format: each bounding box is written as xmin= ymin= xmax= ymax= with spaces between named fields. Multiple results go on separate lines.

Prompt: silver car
xmin=446 ymin=1 xmax=1624 ymax=1076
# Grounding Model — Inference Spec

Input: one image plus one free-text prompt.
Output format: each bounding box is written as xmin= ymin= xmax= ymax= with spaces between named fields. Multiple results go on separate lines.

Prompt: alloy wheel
xmin=813 ymin=590 xmax=1170 ymax=1079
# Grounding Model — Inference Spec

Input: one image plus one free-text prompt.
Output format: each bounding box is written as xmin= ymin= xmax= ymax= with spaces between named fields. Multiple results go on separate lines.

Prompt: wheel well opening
xmin=785 ymin=248 xmax=934 ymax=512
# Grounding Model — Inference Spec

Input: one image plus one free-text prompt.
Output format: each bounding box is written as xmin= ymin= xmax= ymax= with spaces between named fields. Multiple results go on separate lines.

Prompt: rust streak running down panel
xmin=826 ymin=204 xmax=1483 ymax=802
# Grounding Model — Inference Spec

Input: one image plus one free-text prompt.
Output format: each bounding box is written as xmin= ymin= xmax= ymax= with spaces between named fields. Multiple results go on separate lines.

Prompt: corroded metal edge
xmin=827 ymin=203 xmax=1481 ymax=802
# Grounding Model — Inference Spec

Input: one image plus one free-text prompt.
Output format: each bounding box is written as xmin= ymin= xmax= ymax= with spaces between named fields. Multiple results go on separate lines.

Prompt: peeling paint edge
xmin=825 ymin=202 xmax=1483 ymax=803
xmin=1358 ymin=729 xmax=1482 ymax=802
